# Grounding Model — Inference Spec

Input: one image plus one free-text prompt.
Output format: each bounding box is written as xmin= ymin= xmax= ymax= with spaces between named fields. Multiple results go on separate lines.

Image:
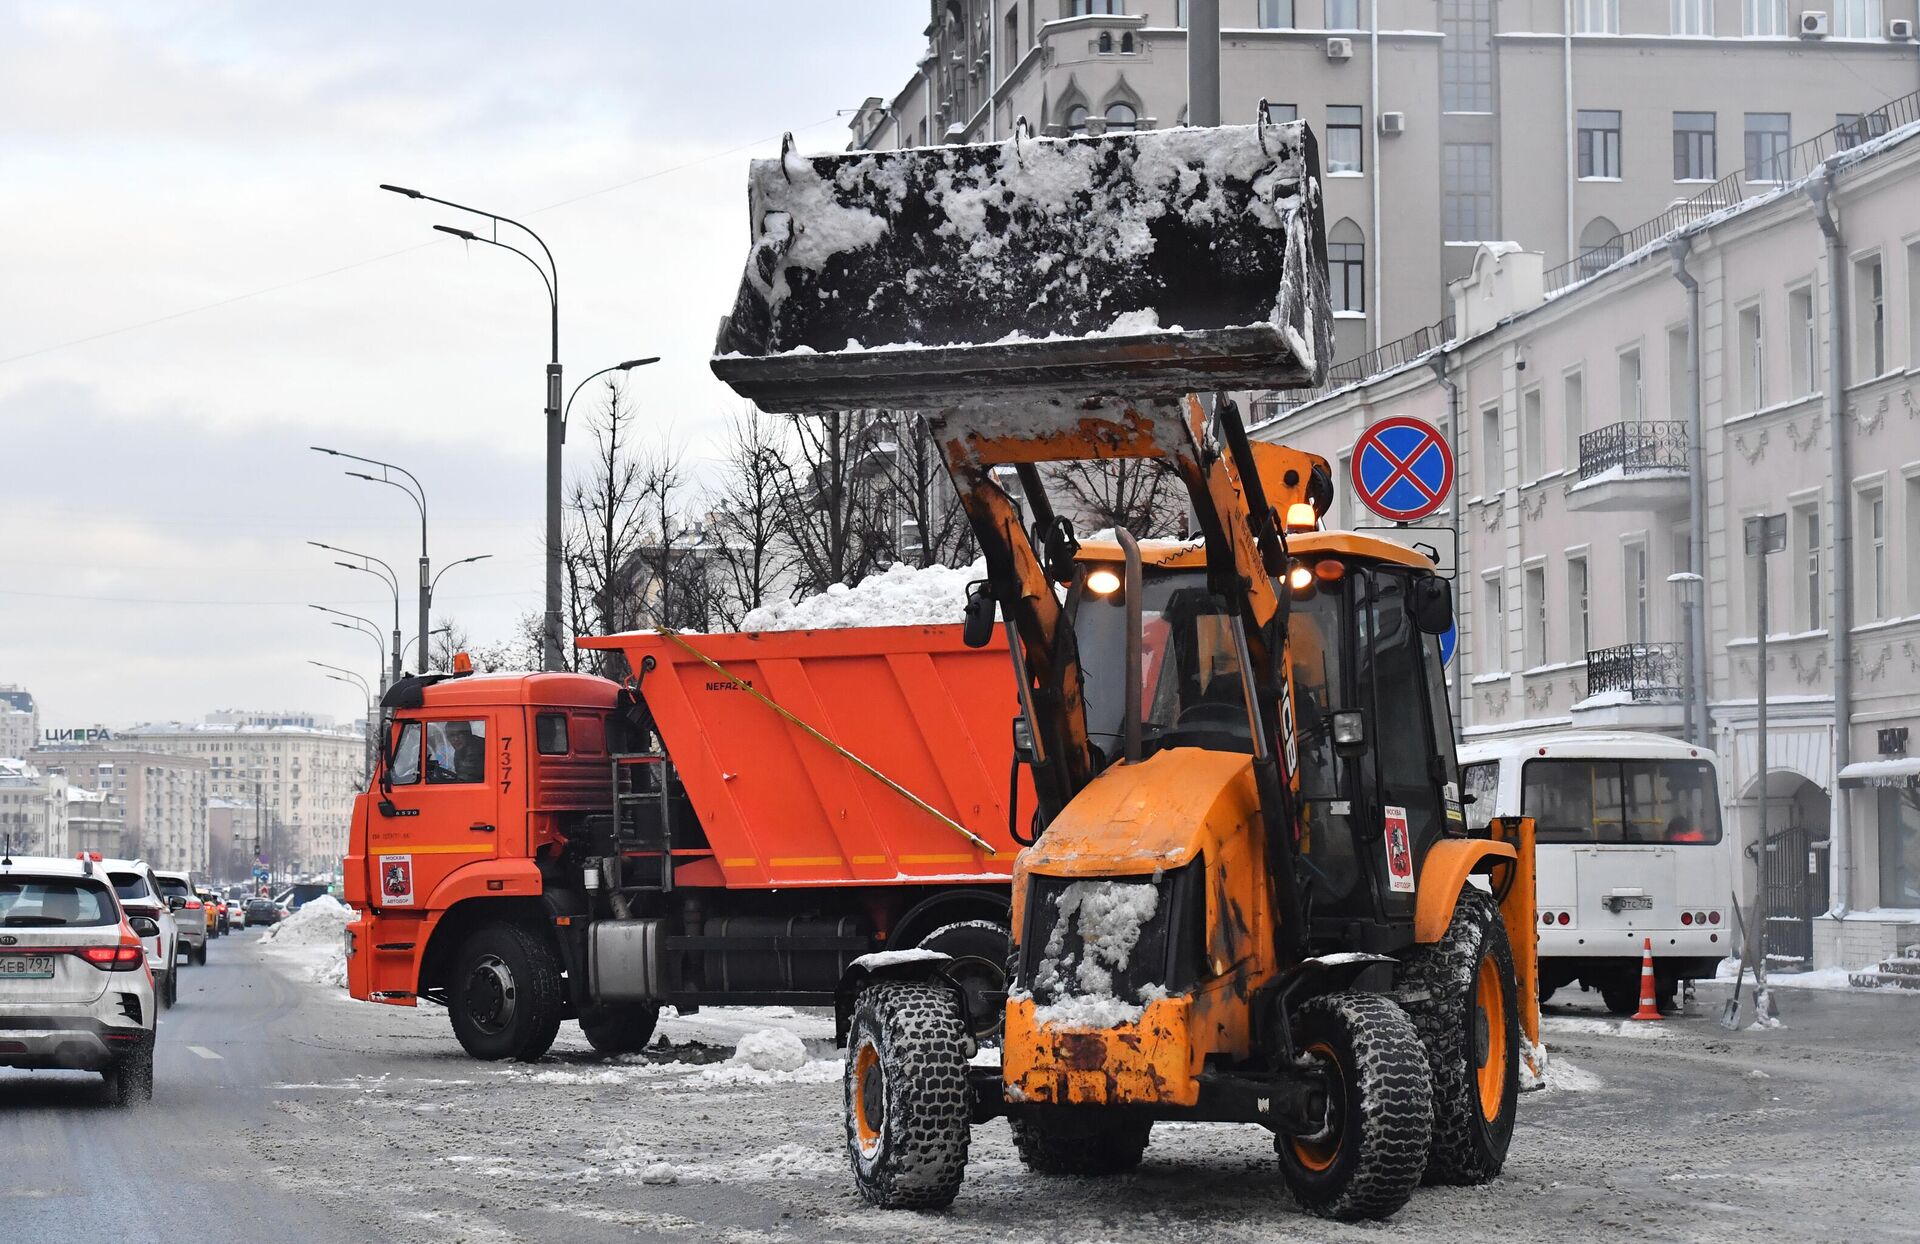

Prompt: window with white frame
xmin=1482 ymin=572 xmax=1508 ymax=669
xmin=1264 ymin=102 xmax=1300 ymax=123
xmin=1744 ymin=0 xmax=1789 ymax=33
xmin=1671 ymin=0 xmax=1712 ymax=34
xmin=1443 ymin=142 xmax=1494 ymax=240
xmin=1744 ymin=113 xmax=1791 ymax=182
xmin=1855 ymin=254 xmax=1886 ymax=378
xmin=1524 ymin=565 xmax=1549 ymax=666
xmin=1673 ymin=112 xmax=1716 ymax=181
xmin=1327 ymin=105 xmax=1364 ymax=172
xmin=1072 ymin=0 xmax=1125 ymax=14
xmin=1578 ymin=110 xmax=1622 ymax=178
xmin=1065 ymin=103 xmax=1090 ymax=132
xmin=1577 ymin=0 xmax=1618 ymax=31
xmin=1442 ymin=0 xmax=1493 ymax=112
xmin=1480 ymin=402 xmax=1504 ymax=490
xmin=1105 ymin=101 xmax=1139 ymax=129
xmin=1859 ymin=487 xmax=1887 ymax=620
xmin=1626 ymin=540 xmax=1650 ymax=642
xmin=1567 ymin=553 xmax=1592 ymax=656
xmin=1832 ymin=0 xmax=1882 ymax=38
xmin=1837 ymin=111 xmax=1891 ymax=149
xmin=1788 ymin=284 xmax=1816 ymax=397
xmin=1259 ymin=0 xmax=1296 ymax=27
xmin=1563 ymin=369 xmax=1585 ymax=471
xmin=1737 ymin=303 xmax=1765 ymax=413
xmin=1619 ymin=347 xmax=1643 ymax=421
xmin=1328 ymin=0 xmax=1360 ymax=27
xmin=1791 ymin=500 xmax=1822 ymax=630
xmin=1522 ymin=387 xmax=1544 ymax=479
xmin=1328 ymin=219 xmax=1366 ymax=313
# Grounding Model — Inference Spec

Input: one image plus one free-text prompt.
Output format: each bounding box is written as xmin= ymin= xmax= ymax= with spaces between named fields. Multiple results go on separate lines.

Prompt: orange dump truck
xmin=344 ymin=624 xmax=1025 ymax=1061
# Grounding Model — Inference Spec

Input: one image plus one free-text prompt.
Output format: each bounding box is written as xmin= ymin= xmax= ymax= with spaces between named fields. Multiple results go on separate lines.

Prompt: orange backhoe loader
xmin=714 ymin=116 xmax=1538 ymax=1221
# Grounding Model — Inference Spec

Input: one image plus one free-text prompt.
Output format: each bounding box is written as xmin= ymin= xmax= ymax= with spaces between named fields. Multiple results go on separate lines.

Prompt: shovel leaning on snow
xmin=1720 ymin=894 xmax=1750 ymax=1030
xmin=1724 ymin=894 xmax=1781 ymax=1029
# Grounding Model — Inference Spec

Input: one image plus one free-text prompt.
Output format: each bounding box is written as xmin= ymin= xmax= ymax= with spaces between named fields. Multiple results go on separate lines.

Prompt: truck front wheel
xmin=580 ymin=1002 xmax=661 ymax=1056
xmin=447 ymin=923 xmax=564 ymax=1062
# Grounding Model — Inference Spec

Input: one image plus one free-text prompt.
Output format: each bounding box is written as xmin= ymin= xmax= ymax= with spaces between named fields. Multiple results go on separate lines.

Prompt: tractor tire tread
xmin=844 ymin=981 xmax=972 ymax=1209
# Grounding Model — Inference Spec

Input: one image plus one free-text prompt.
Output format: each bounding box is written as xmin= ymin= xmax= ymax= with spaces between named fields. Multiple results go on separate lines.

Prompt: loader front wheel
xmin=844 ymin=981 xmax=972 ymax=1209
xmin=1395 ymin=887 xmax=1520 ymax=1185
xmin=447 ymin=923 xmax=564 ymax=1063
xmin=579 ymin=1002 xmax=661 ymax=1056
xmin=1010 ymin=1109 xmax=1153 ymax=1175
xmin=1275 ymin=992 xmax=1432 ymax=1221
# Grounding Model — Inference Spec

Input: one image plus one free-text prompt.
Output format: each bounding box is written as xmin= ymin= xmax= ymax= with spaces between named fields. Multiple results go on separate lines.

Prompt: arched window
xmin=1328 ymin=218 xmax=1365 ymax=314
xmin=1065 ymin=103 xmax=1090 ymax=133
xmin=1098 ymin=31 xmax=1114 ymax=52
xmin=1120 ymin=31 xmax=1136 ymax=52
xmin=1105 ymin=102 xmax=1139 ymax=131
xmin=1577 ymin=216 xmax=1622 ymax=276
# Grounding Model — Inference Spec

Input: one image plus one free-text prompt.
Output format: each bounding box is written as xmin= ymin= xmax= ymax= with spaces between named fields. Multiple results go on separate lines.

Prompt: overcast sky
xmin=0 ymin=1 xmax=926 ymax=731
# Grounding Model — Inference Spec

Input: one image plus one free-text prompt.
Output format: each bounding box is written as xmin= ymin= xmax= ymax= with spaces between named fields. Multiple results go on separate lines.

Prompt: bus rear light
xmin=1681 ymin=911 xmax=1693 ymax=925
xmin=1696 ymin=911 xmax=1707 ymax=925
xmin=1541 ymin=911 xmax=1554 ymax=925
xmin=1557 ymin=912 xmax=1570 ymax=926
xmin=1708 ymin=910 xmax=1721 ymax=925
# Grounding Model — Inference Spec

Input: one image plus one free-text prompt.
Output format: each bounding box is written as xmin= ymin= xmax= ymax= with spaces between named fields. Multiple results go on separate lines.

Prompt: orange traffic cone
xmin=1631 ymin=937 xmax=1664 ymax=1021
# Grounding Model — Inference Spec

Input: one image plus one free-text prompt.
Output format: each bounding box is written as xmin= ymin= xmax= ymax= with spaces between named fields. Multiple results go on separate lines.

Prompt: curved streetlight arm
xmin=309 ymin=660 xmax=371 ymax=696
xmin=310 ymin=447 xmax=426 ymax=515
xmin=309 ymin=602 xmax=381 ymax=632
xmin=429 ymin=554 xmax=493 ymax=597
xmin=329 ymin=620 xmax=386 ymax=669
xmin=433 ymin=228 xmax=556 ymax=348
xmin=384 ymin=185 xmax=557 ymax=297
xmin=563 ymin=357 xmax=660 ymax=437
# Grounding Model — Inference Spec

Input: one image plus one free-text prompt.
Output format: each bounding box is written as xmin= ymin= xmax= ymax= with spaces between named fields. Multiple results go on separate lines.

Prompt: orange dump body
xmin=579 ymin=625 xmax=1028 ymax=888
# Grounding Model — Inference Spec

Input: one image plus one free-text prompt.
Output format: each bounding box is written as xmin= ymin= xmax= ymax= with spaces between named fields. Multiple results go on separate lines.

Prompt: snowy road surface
xmin=6 ymin=936 xmax=1914 ymax=1243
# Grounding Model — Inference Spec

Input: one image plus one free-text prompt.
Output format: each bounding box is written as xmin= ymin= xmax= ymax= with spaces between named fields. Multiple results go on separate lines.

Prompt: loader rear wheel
xmin=915 ymin=919 xmax=1011 ymax=1043
xmin=1274 ymin=992 xmax=1432 ymax=1221
xmin=843 ymin=981 xmax=972 ymax=1209
xmin=579 ymin=1002 xmax=661 ymax=1056
xmin=1394 ymin=887 xmax=1520 ymax=1186
xmin=1010 ymin=1110 xmax=1153 ymax=1175
xmin=447 ymin=923 xmax=564 ymax=1063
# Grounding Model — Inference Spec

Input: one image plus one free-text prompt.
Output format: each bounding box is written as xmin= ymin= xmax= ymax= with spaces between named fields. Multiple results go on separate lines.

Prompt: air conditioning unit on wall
xmin=1799 ymin=10 xmax=1829 ymax=36
xmin=1891 ymin=17 xmax=1915 ymax=38
xmin=1379 ymin=111 xmax=1407 ymax=135
xmin=1326 ymin=37 xmax=1353 ymax=60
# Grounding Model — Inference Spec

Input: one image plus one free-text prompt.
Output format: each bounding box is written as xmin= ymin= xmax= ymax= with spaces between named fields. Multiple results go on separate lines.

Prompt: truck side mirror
xmin=1411 ymin=576 xmax=1453 ymax=635
xmin=962 ymin=581 xmax=997 ymax=649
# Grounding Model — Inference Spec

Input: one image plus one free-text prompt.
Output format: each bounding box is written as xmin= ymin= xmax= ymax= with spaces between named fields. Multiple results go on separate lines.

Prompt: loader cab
xmin=1071 ymin=533 xmax=1462 ymax=932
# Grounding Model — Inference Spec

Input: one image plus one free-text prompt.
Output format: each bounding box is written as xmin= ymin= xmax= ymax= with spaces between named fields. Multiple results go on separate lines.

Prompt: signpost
xmin=1351 ymin=416 xmax=1454 ymax=525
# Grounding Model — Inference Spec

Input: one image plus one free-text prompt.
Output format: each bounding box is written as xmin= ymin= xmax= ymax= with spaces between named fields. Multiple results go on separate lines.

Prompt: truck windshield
xmin=1073 ymin=568 xmax=1257 ymax=760
xmin=1522 ymin=758 xmax=1723 ymax=844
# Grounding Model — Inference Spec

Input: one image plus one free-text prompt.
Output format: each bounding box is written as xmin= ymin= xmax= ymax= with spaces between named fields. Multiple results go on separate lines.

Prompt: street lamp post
xmin=309 ymin=541 xmax=402 ymax=684
xmin=312 ymin=448 xmax=430 ymax=675
xmin=312 ymin=662 xmax=376 ymax=784
xmin=380 ymin=182 xmax=567 ymax=672
xmin=424 ymin=555 xmax=493 ymax=667
xmin=309 ymin=604 xmax=387 ymax=693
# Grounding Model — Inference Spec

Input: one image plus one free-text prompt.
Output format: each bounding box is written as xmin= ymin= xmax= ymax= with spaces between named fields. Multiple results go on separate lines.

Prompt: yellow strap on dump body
xmin=651 ymin=628 xmax=994 ymax=853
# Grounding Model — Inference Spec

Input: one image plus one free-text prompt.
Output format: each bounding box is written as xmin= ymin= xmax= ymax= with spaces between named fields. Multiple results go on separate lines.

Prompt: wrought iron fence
xmin=1585 ymin=642 xmax=1685 ymax=701
xmin=1545 ymin=88 xmax=1920 ymax=295
xmin=1260 ymin=315 xmax=1455 ymax=418
xmin=1577 ymin=420 xmax=1689 ymax=479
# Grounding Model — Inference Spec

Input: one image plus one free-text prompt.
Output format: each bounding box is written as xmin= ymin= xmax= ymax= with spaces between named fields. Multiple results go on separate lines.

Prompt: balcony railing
xmin=1258 ymin=315 xmax=1455 ymax=419
xmin=1577 ymin=420 xmax=1688 ymax=480
xmin=1586 ymin=642 xmax=1684 ymax=701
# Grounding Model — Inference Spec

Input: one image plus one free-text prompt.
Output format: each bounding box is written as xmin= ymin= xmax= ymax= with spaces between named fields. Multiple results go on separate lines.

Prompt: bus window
xmin=1462 ymin=762 xmax=1498 ymax=833
xmin=1522 ymin=758 xmax=1721 ymax=845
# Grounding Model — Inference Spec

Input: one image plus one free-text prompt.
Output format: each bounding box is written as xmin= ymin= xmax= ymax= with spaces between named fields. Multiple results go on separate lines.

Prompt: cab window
xmin=388 ymin=721 xmax=422 ymax=786
xmin=426 ymin=719 xmax=488 ymax=785
xmin=535 ymin=713 xmax=569 ymax=755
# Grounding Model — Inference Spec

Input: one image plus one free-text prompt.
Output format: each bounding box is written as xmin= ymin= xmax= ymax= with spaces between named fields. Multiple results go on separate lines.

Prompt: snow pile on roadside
xmin=1540 ymin=1057 xmax=1602 ymax=1092
xmin=742 ymin=560 xmax=983 ymax=631
xmin=261 ymin=895 xmax=351 ymax=989
xmin=1030 ymin=879 xmax=1163 ymax=1030
xmin=1714 ymin=956 xmax=1920 ymax=995
xmin=698 ymin=1028 xmax=843 ymax=1085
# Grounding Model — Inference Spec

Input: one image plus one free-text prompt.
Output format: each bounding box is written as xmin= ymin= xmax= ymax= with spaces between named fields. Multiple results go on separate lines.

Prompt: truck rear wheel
xmin=1010 ymin=1110 xmax=1152 ymax=1175
xmin=1394 ymin=887 xmax=1520 ymax=1186
xmin=915 ymin=919 xmax=1010 ymax=1043
xmin=447 ymin=923 xmax=564 ymax=1062
xmin=579 ymin=1002 xmax=661 ymax=1056
xmin=1275 ymin=992 xmax=1432 ymax=1221
xmin=843 ymin=981 xmax=971 ymax=1209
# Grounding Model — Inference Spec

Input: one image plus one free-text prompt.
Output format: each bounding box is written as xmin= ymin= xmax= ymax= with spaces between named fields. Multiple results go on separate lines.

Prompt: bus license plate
xmin=1613 ymin=895 xmax=1652 ymax=911
xmin=0 ymin=955 xmax=55 ymax=979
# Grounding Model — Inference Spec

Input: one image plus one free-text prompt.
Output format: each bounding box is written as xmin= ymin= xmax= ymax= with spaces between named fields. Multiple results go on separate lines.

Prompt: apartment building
xmin=0 ymin=759 xmax=69 ymax=857
xmin=1254 ymin=111 xmax=1920 ymax=968
xmin=0 ymin=686 xmax=36 ymax=760
xmin=118 ymin=716 xmax=362 ymax=880
xmin=862 ymin=0 xmax=1920 ymax=362
xmin=30 ymin=748 xmax=210 ymax=875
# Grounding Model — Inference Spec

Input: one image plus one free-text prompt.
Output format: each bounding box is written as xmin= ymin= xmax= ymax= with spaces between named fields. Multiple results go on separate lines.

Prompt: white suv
xmin=0 ymin=853 xmax=158 ymax=1104
xmin=101 ymin=859 xmax=180 ymax=1009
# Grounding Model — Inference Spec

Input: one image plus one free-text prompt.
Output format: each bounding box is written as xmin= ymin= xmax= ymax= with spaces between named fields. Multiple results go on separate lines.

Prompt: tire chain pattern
xmin=1279 ymin=992 xmax=1433 ymax=1221
xmin=1010 ymin=1111 xmax=1154 ymax=1175
xmin=844 ymin=982 xmax=973 ymax=1209
xmin=1393 ymin=888 xmax=1518 ymax=1185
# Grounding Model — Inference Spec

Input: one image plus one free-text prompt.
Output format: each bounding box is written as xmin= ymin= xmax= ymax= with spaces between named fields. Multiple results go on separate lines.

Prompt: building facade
xmin=866 ymin=0 xmax=1920 ymax=363
xmin=65 ymin=785 xmax=118 ymax=858
xmin=1255 ymin=116 xmax=1920 ymax=968
xmin=0 ymin=759 xmax=69 ymax=857
xmin=30 ymin=748 xmax=210 ymax=875
xmin=118 ymin=717 xmax=363 ymax=881
xmin=0 ymin=686 xmax=36 ymax=760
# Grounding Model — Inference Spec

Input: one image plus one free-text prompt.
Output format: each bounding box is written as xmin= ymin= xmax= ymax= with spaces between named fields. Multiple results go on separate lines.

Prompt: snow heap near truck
xmin=740 ymin=559 xmax=983 ymax=631
xmin=262 ymin=895 xmax=353 ymax=990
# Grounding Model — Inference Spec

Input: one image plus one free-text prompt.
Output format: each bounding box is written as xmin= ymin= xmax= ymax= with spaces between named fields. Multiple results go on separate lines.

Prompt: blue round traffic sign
xmin=1351 ymin=415 xmax=1454 ymax=524
xmin=1438 ymin=622 xmax=1457 ymax=667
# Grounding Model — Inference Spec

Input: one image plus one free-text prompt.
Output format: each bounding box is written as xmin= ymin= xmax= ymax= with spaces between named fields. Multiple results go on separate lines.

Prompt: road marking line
xmin=188 ymin=1045 xmax=223 ymax=1060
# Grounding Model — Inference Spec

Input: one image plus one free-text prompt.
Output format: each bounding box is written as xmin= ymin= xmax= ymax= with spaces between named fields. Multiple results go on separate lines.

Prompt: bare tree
xmin=564 ymin=378 xmax=652 ymax=676
xmin=1048 ymin=458 xmax=1187 ymax=539
xmin=776 ymin=410 xmax=890 ymax=597
xmin=705 ymin=406 xmax=793 ymax=628
xmin=874 ymin=416 xmax=975 ymax=568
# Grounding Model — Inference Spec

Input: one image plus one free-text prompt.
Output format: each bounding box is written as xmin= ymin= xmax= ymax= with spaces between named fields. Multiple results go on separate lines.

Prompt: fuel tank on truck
xmin=578 ymin=625 xmax=1031 ymax=889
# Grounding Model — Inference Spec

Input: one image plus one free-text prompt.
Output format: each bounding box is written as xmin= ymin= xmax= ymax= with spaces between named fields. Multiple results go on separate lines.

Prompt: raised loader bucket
xmin=712 ymin=121 xmax=1331 ymax=413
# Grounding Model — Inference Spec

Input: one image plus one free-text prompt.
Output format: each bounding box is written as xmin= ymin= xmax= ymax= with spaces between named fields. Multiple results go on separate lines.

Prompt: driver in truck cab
xmin=428 ymin=720 xmax=486 ymax=784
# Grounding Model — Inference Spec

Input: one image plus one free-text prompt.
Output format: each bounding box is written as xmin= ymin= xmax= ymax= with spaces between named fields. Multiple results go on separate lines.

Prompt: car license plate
xmin=1612 ymin=895 xmax=1653 ymax=911
xmin=0 ymin=955 xmax=55 ymax=979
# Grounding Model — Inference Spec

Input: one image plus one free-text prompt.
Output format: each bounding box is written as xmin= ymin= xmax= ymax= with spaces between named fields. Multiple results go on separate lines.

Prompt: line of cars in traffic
xmin=0 ymin=850 xmax=297 ymax=1105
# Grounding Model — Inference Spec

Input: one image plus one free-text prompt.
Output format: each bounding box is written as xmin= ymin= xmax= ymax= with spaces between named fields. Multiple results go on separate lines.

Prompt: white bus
xmin=1459 ymin=732 xmax=1736 ymax=1014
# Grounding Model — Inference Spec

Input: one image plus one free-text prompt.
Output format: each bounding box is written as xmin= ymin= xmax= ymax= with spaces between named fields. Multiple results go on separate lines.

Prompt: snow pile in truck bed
xmin=1030 ymin=878 xmax=1164 ymax=1030
xmin=742 ymin=559 xmax=984 ymax=632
